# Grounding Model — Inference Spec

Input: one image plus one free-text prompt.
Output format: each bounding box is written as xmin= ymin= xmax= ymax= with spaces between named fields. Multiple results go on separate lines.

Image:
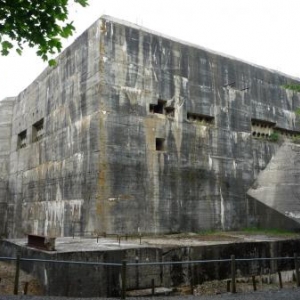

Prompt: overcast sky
xmin=1 ymin=0 xmax=300 ymax=101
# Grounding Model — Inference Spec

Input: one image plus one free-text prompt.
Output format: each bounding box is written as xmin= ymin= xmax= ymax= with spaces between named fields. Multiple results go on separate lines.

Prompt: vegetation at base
xmin=0 ymin=0 xmax=88 ymax=65
xmin=282 ymin=84 xmax=300 ymax=93
xmin=241 ymin=227 xmax=297 ymax=236
xmin=195 ymin=228 xmax=298 ymax=237
xmin=269 ymin=132 xmax=279 ymax=142
xmin=197 ymin=230 xmax=220 ymax=236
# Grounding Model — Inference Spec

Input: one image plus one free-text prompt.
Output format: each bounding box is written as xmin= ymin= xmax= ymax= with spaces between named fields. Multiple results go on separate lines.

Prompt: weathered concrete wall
xmin=95 ymin=16 xmax=300 ymax=234
xmin=3 ymin=15 xmax=300 ymax=237
xmin=0 ymin=98 xmax=14 ymax=235
xmin=6 ymin=19 xmax=103 ymax=237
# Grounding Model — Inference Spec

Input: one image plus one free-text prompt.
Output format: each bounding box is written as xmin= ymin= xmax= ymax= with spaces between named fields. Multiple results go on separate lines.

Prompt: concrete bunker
xmin=1 ymin=15 xmax=300 ymax=237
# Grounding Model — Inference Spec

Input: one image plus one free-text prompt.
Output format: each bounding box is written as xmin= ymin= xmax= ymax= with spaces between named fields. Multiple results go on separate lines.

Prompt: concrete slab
xmin=7 ymin=232 xmax=300 ymax=253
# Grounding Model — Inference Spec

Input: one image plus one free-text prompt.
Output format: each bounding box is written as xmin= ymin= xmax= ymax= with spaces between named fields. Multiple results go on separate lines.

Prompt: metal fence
xmin=0 ymin=254 xmax=300 ymax=298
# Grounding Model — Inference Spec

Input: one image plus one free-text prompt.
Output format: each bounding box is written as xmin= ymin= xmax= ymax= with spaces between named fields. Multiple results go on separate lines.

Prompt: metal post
xmin=23 ymin=282 xmax=29 ymax=295
xmin=121 ymin=260 xmax=127 ymax=299
xmin=226 ymin=280 xmax=231 ymax=292
xmin=190 ymin=273 xmax=194 ymax=295
xmin=278 ymin=271 xmax=283 ymax=289
xmin=151 ymin=278 xmax=155 ymax=296
xmin=135 ymin=256 xmax=139 ymax=289
xmin=294 ymin=253 xmax=300 ymax=287
xmin=14 ymin=254 xmax=20 ymax=295
xmin=252 ymin=275 xmax=256 ymax=291
xmin=230 ymin=255 xmax=236 ymax=293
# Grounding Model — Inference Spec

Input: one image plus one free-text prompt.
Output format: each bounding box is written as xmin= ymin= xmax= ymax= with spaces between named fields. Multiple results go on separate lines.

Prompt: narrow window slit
xmin=187 ymin=112 xmax=214 ymax=124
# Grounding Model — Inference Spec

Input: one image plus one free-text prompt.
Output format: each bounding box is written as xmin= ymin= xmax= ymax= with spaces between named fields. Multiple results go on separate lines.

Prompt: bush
xmin=269 ymin=132 xmax=279 ymax=142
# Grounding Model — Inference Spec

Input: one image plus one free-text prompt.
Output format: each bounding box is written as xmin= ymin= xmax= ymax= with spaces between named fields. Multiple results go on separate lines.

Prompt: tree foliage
xmin=0 ymin=0 xmax=88 ymax=65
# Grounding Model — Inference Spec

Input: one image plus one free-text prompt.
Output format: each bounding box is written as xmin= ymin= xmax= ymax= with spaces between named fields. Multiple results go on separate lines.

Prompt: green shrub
xmin=282 ymin=84 xmax=300 ymax=93
xmin=269 ymin=132 xmax=279 ymax=142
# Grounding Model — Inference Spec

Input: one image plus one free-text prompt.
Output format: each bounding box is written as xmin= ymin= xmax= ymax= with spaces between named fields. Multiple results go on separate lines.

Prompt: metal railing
xmin=0 ymin=253 xmax=299 ymax=298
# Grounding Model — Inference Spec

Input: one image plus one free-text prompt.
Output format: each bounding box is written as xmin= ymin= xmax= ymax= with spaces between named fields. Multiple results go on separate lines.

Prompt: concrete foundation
xmin=1 ymin=236 xmax=300 ymax=297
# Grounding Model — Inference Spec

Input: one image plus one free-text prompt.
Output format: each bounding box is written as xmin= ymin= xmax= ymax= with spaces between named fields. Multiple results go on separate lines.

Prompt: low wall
xmin=1 ymin=238 xmax=300 ymax=297
xmin=162 ymin=240 xmax=300 ymax=286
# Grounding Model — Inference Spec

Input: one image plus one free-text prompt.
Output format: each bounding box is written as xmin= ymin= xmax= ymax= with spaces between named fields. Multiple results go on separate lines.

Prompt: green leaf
xmin=1 ymin=48 xmax=9 ymax=56
xmin=48 ymin=59 xmax=57 ymax=66
xmin=75 ymin=0 xmax=89 ymax=7
xmin=2 ymin=41 xmax=13 ymax=50
xmin=60 ymin=23 xmax=75 ymax=38
xmin=0 ymin=0 xmax=89 ymax=64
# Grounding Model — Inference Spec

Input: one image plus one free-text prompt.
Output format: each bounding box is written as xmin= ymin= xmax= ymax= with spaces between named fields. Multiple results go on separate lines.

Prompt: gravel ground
xmin=2 ymin=288 xmax=300 ymax=299
xmin=0 ymin=261 xmax=42 ymax=296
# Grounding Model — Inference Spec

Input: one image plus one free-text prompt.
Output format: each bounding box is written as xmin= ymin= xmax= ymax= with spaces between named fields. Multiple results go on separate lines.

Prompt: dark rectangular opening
xmin=32 ymin=119 xmax=44 ymax=142
xmin=251 ymin=118 xmax=276 ymax=127
xmin=149 ymin=99 xmax=167 ymax=114
xmin=18 ymin=130 xmax=27 ymax=149
xmin=156 ymin=138 xmax=165 ymax=151
xmin=165 ymin=106 xmax=175 ymax=117
xmin=149 ymin=99 xmax=175 ymax=118
xmin=187 ymin=112 xmax=214 ymax=124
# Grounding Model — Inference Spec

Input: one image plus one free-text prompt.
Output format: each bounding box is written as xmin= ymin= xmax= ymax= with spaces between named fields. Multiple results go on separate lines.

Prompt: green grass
xmin=196 ymin=228 xmax=299 ymax=237
xmin=241 ymin=227 xmax=297 ymax=236
xmin=197 ymin=230 xmax=224 ymax=236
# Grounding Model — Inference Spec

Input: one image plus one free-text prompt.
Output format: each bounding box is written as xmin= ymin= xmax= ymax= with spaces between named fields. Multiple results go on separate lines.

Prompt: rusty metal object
xmin=27 ymin=234 xmax=55 ymax=251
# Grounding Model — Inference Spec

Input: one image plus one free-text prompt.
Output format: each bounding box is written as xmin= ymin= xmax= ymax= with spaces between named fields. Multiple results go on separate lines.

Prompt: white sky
xmin=1 ymin=0 xmax=300 ymax=101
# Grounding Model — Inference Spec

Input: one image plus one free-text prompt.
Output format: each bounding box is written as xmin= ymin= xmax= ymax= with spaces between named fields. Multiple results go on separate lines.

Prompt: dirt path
xmin=0 ymin=261 xmax=42 ymax=296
